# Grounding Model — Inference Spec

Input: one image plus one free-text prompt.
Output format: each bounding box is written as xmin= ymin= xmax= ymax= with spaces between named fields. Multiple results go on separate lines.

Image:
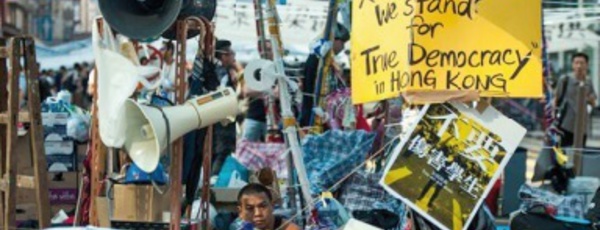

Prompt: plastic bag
xmin=92 ymin=18 xmax=145 ymax=147
xmin=44 ymin=96 xmax=90 ymax=142
xmin=66 ymin=107 xmax=90 ymax=142
xmin=308 ymin=197 xmax=351 ymax=229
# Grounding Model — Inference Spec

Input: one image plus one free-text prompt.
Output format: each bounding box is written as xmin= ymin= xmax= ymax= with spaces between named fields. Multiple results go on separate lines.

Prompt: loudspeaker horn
xmin=98 ymin=0 xmax=183 ymax=41
xmin=123 ymin=88 xmax=238 ymax=172
xmin=161 ymin=0 xmax=217 ymax=39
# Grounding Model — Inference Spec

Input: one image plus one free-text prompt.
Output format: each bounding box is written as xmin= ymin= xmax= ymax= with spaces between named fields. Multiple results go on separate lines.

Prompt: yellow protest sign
xmin=351 ymin=0 xmax=542 ymax=104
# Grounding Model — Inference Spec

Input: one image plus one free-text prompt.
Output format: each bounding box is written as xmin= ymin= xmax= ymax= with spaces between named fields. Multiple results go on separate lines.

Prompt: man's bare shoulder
xmin=284 ymin=222 xmax=301 ymax=230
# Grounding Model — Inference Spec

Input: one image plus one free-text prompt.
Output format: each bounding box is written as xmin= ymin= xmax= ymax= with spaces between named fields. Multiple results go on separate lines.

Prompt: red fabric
xmin=355 ymin=106 xmax=371 ymax=132
xmin=77 ymin=139 xmax=93 ymax=225
xmin=64 ymin=216 xmax=75 ymax=225
xmin=484 ymin=178 xmax=502 ymax=215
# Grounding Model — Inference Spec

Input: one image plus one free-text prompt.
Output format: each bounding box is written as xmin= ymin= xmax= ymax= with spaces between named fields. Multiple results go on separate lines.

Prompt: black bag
xmin=586 ymin=187 xmax=600 ymax=228
xmin=353 ymin=209 xmax=399 ymax=229
xmin=510 ymin=212 xmax=592 ymax=230
xmin=547 ymin=165 xmax=575 ymax=194
xmin=411 ymin=206 xmax=496 ymax=230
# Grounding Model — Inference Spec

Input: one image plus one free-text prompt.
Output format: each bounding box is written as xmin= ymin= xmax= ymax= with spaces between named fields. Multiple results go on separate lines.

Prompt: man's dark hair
xmin=237 ymin=183 xmax=272 ymax=204
xmin=215 ymin=39 xmax=232 ymax=59
xmin=163 ymin=41 xmax=174 ymax=52
xmin=572 ymin=52 xmax=589 ymax=63
xmin=334 ymin=23 xmax=350 ymax=42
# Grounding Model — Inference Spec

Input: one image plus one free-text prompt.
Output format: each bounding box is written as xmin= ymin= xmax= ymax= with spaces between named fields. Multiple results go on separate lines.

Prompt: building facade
xmin=2 ymin=0 xmax=38 ymax=37
xmin=1 ymin=0 xmax=99 ymax=44
xmin=544 ymin=6 xmax=600 ymax=97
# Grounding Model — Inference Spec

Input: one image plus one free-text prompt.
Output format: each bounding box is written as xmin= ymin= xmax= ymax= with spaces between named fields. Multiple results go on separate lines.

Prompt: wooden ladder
xmin=0 ymin=36 xmax=51 ymax=229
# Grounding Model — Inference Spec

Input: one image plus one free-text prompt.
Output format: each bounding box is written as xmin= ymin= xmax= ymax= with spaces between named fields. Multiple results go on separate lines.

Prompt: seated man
xmin=237 ymin=183 xmax=300 ymax=230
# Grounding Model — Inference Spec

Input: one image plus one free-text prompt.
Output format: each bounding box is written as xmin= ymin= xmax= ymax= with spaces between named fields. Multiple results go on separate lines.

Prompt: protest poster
xmin=351 ymin=0 xmax=542 ymax=104
xmin=380 ymin=103 xmax=526 ymax=230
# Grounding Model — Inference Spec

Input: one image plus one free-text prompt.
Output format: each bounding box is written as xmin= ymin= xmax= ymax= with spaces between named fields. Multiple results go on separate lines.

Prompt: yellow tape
xmin=283 ymin=117 xmax=296 ymax=128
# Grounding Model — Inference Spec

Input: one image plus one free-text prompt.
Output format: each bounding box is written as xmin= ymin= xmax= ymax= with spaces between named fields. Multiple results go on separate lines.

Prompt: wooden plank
xmin=200 ymin=126 xmax=213 ymax=229
xmin=0 ymin=175 xmax=37 ymax=191
xmin=169 ymin=20 xmax=187 ymax=230
xmin=90 ymin=66 xmax=107 ymax=226
xmin=4 ymin=37 xmax=20 ymax=230
xmin=0 ymin=37 xmax=8 ymax=228
xmin=89 ymin=108 xmax=104 ymax=226
xmin=0 ymin=175 xmax=37 ymax=192
xmin=0 ymin=112 xmax=30 ymax=124
xmin=89 ymin=18 xmax=108 ymax=226
xmin=0 ymin=47 xmax=7 ymax=59
xmin=16 ymin=175 xmax=35 ymax=189
xmin=23 ymin=37 xmax=52 ymax=228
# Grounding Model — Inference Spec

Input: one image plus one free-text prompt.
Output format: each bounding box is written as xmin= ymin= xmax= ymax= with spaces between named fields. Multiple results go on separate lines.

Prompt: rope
xmin=276 ymin=133 xmax=399 ymax=230
xmin=275 ymin=132 xmax=600 ymax=229
xmin=522 ymin=145 xmax=600 ymax=156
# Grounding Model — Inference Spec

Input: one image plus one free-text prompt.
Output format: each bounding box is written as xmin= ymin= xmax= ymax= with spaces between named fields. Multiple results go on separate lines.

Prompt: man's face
xmin=264 ymin=41 xmax=274 ymax=60
xmin=572 ymin=56 xmax=588 ymax=78
xmin=238 ymin=193 xmax=274 ymax=229
xmin=333 ymin=39 xmax=345 ymax=55
xmin=218 ymin=47 xmax=236 ymax=68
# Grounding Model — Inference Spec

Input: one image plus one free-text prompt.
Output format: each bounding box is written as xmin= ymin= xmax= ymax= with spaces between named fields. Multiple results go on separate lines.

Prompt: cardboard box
xmin=51 ymin=204 xmax=77 ymax=215
xmin=47 ymin=154 xmax=77 ymax=172
xmin=48 ymin=172 xmax=79 ymax=205
xmin=45 ymin=141 xmax=76 ymax=172
xmin=112 ymin=184 xmax=170 ymax=222
xmin=17 ymin=173 xmax=79 ymax=204
xmin=16 ymin=203 xmax=38 ymax=221
xmin=212 ymin=187 xmax=242 ymax=203
xmin=96 ymin=197 xmax=111 ymax=227
xmin=45 ymin=141 xmax=74 ymax=155
xmin=42 ymin=112 xmax=69 ymax=141
xmin=212 ymin=187 xmax=242 ymax=212
xmin=42 ymin=112 xmax=69 ymax=126
xmin=49 ymin=188 xmax=78 ymax=205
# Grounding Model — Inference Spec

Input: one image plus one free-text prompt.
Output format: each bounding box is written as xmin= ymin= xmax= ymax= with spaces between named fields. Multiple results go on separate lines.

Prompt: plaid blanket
xmin=302 ymin=130 xmax=376 ymax=194
xmin=519 ymin=184 xmax=587 ymax=220
xmin=339 ymin=170 xmax=389 ymax=213
xmin=325 ymin=88 xmax=354 ymax=130
xmin=338 ymin=170 xmax=407 ymax=230
xmin=234 ymin=140 xmax=288 ymax=179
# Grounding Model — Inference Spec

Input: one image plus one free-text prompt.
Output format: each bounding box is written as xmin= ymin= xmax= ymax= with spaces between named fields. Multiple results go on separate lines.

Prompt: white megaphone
xmin=123 ymin=87 xmax=239 ymax=172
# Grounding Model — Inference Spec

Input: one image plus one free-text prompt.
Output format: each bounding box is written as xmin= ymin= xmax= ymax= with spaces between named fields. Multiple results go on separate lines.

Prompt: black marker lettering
xmin=360 ymin=45 xmax=380 ymax=76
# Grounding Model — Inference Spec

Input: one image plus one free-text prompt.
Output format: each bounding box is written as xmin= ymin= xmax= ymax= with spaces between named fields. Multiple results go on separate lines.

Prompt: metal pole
xmin=0 ymin=0 xmax=5 ymax=37
xmin=266 ymin=0 xmax=313 ymax=217
xmin=573 ymin=81 xmax=586 ymax=175
xmin=578 ymin=0 xmax=585 ymax=17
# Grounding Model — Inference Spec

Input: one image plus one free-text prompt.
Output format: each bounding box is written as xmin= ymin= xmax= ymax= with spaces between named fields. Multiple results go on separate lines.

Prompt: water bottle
xmin=57 ymin=90 xmax=72 ymax=105
xmin=240 ymin=222 xmax=255 ymax=230
xmin=230 ymin=219 xmax=255 ymax=230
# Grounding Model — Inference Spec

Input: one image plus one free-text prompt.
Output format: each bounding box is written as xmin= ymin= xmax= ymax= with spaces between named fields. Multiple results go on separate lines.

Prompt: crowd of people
xmin=20 ymin=61 xmax=95 ymax=110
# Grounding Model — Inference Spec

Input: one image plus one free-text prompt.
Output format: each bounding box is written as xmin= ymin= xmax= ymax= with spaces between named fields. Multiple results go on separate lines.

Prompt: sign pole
xmin=573 ymin=81 xmax=586 ymax=175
